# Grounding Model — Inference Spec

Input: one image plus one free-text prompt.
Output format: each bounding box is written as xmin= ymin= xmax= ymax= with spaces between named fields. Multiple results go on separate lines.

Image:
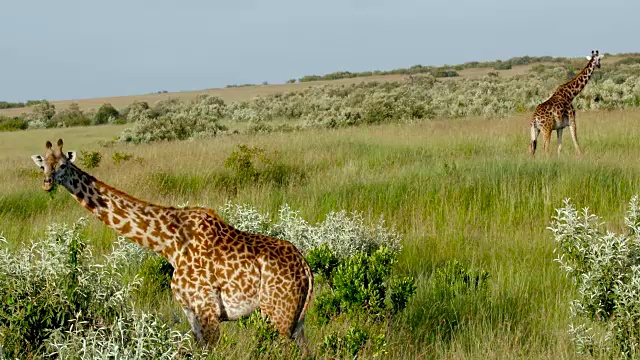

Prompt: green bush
xmin=112 ymin=151 xmax=134 ymax=165
xmin=493 ymin=61 xmax=513 ymax=70
xmin=432 ymin=260 xmax=489 ymax=296
xmin=320 ymin=325 xmax=387 ymax=358
xmin=0 ymin=220 xmax=142 ymax=357
xmin=93 ymin=103 xmax=120 ymax=125
xmin=118 ymin=95 xmax=227 ymax=143
xmin=48 ymin=103 xmax=90 ymax=128
xmin=551 ymin=196 xmax=640 ymax=358
xmin=26 ymin=99 xmax=48 ymax=106
xmin=221 ymin=144 xmax=304 ymax=190
xmin=310 ymin=245 xmax=415 ymax=327
xmin=306 ymin=243 xmax=339 ymax=283
xmin=0 ymin=116 xmax=28 ymax=131
xmin=24 ymin=100 xmax=55 ymax=128
xmin=0 ymin=101 xmax=25 ymax=109
xmin=224 ymin=144 xmax=264 ymax=183
xmin=80 ymin=150 xmax=102 ymax=169
xmin=122 ymin=101 xmax=151 ymax=122
xmin=432 ymin=69 xmax=459 ymax=77
xmin=389 ymin=276 xmax=417 ymax=314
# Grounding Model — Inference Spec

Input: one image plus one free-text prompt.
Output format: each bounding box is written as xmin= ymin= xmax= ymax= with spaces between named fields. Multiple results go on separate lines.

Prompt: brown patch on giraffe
xmin=120 ymin=221 xmax=132 ymax=235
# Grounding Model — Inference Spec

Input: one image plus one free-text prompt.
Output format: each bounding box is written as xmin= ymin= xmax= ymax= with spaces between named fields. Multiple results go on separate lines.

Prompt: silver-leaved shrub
xmin=0 ymin=218 xmax=203 ymax=359
xmin=118 ymin=95 xmax=227 ymax=144
xmin=551 ymin=196 xmax=640 ymax=358
xmin=219 ymin=202 xmax=402 ymax=258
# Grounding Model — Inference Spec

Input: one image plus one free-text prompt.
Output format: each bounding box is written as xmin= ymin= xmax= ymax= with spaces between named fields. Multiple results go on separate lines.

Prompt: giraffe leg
xmin=569 ymin=114 xmax=582 ymax=155
xmin=292 ymin=318 xmax=310 ymax=356
xmin=177 ymin=301 xmax=221 ymax=345
xmin=173 ymin=279 xmax=224 ymax=346
xmin=182 ymin=306 xmax=205 ymax=341
xmin=542 ymin=128 xmax=552 ymax=156
xmin=529 ymin=125 xmax=540 ymax=156
xmin=258 ymin=272 xmax=310 ymax=356
xmin=556 ymin=128 xmax=563 ymax=155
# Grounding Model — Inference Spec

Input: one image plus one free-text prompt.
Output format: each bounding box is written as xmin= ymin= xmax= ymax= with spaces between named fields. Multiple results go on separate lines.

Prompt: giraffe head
xmin=586 ymin=49 xmax=604 ymax=69
xmin=30 ymin=139 xmax=76 ymax=191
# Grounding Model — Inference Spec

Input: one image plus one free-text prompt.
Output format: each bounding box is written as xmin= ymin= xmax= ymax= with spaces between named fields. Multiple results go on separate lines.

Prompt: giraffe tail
xmin=291 ymin=261 xmax=313 ymax=347
xmin=529 ymin=124 xmax=538 ymax=156
xmin=298 ymin=264 xmax=314 ymax=323
xmin=529 ymin=139 xmax=537 ymax=155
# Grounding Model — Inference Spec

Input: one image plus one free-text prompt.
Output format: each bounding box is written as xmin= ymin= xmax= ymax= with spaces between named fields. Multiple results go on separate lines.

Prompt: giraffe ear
xmin=586 ymin=56 xmax=592 ymax=60
xmin=598 ymin=54 xmax=605 ymax=60
xmin=31 ymin=155 xmax=44 ymax=169
xmin=67 ymin=151 xmax=77 ymax=163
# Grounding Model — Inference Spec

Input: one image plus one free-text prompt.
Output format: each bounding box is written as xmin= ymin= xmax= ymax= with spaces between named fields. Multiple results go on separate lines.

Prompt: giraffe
xmin=529 ymin=49 xmax=604 ymax=156
xmin=30 ymin=139 xmax=313 ymax=352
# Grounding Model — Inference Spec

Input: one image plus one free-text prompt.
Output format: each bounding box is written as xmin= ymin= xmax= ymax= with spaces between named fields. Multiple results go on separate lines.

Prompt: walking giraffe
xmin=30 ymin=139 xmax=313 ymax=351
xmin=529 ymin=49 xmax=604 ymax=156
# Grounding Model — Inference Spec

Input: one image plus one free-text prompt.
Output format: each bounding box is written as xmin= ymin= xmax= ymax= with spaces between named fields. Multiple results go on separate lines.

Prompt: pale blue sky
xmin=0 ymin=0 xmax=636 ymax=102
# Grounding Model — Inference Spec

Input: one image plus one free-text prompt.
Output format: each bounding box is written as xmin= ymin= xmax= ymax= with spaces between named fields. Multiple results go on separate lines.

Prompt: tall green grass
xmin=2 ymin=110 xmax=640 ymax=358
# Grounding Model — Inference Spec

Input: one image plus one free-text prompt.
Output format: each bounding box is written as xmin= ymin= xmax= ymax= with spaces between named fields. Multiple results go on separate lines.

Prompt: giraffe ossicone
xmin=529 ymin=49 xmax=604 ymax=157
xmin=30 ymin=139 xmax=314 ymax=352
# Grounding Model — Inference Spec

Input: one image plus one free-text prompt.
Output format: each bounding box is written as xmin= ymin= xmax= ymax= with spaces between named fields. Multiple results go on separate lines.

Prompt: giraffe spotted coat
xmin=529 ymin=49 xmax=604 ymax=156
xmin=31 ymin=139 xmax=313 ymax=351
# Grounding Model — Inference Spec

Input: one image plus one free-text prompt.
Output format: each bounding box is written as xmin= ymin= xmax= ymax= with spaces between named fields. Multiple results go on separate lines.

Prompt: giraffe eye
xmin=60 ymin=164 xmax=66 ymax=169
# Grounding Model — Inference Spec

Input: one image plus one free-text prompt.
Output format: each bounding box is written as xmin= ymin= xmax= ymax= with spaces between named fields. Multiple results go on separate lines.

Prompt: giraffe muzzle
xmin=43 ymin=179 xmax=53 ymax=191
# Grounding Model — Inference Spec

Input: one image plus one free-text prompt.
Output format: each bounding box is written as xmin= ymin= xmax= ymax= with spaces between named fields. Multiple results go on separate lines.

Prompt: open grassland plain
xmin=2 ymin=108 xmax=640 ymax=358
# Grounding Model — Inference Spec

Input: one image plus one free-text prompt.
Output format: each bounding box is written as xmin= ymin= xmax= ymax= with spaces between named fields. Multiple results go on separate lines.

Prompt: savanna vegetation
xmin=296 ymin=54 xmax=574 ymax=82
xmin=2 ymin=53 xmax=640 ymax=359
xmin=2 ymin=54 xmax=640 ymax=140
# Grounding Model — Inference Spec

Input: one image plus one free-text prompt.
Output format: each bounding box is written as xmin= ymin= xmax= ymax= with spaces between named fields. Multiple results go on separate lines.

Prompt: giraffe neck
xmin=60 ymin=163 xmax=181 ymax=262
xmin=558 ymin=59 xmax=597 ymax=100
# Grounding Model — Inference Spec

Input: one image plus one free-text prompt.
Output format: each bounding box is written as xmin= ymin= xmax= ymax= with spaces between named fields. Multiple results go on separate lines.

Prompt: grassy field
xmin=2 ymin=108 xmax=640 ymax=358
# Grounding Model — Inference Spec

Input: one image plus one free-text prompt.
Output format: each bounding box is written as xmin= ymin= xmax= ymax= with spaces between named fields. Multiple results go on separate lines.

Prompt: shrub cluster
xmin=220 ymin=144 xmax=303 ymax=191
xmin=9 ymin=54 xmax=639 ymax=138
xmin=0 ymin=101 xmax=25 ymax=109
xmin=49 ymin=103 xmax=91 ymax=128
xmin=308 ymin=245 xmax=416 ymax=320
xmin=551 ymin=196 xmax=640 ymax=358
xmin=23 ymin=100 xmax=56 ymax=129
xmin=226 ymin=57 xmax=640 ymax=128
xmin=0 ymin=116 xmax=28 ymax=131
xmin=80 ymin=150 xmax=102 ymax=169
xmin=0 ymin=219 xmax=199 ymax=358
xmin=219 ymin=202 xmax=401 ymax=257
xmin=7 ymin=101 xmax=125 ymax=130
xmin=118 ymin=95 xmax=227 ymax=143
xmin=296 ymin=55 xmax=571 ymax=83
xmin=93 ymin=103 xmax=120 ymax=125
